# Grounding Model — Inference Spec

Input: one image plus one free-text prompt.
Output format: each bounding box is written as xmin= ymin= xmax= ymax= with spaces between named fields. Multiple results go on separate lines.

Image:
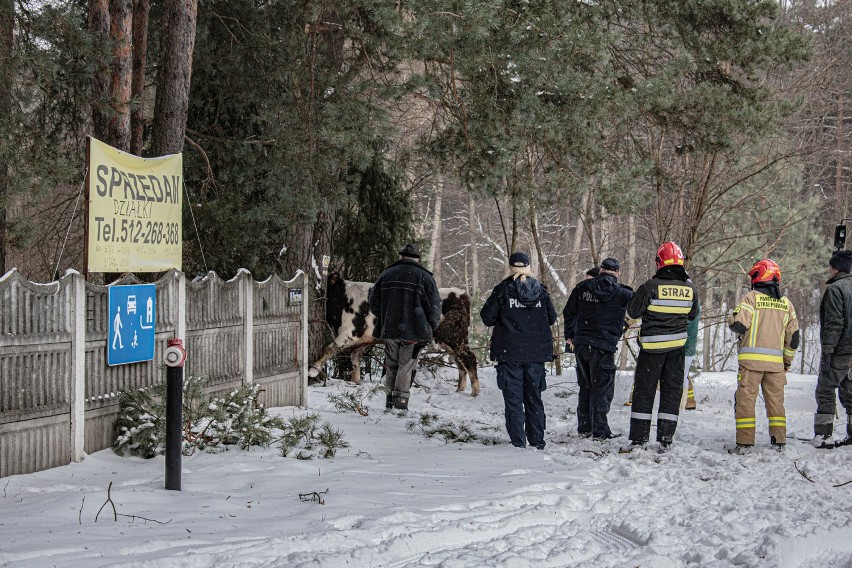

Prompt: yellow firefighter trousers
xmin=735 ymin=367 xmax=786 ymax=445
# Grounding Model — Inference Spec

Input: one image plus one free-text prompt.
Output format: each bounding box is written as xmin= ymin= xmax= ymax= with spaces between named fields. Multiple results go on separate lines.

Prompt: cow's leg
xmin=309 ymin=342 xmax=342 ymax=385
xmin=436 ymin=342 xmax=463 ymax=391
xmin=456 ymin=358 xmax=469 ymax=393
xmin=438 ymin=342 xmax=480 ymax=397
xmin=457 ymin=345 xmax=480 ymax=397
xmin=350 ymin=346 xmax=366 ymax=385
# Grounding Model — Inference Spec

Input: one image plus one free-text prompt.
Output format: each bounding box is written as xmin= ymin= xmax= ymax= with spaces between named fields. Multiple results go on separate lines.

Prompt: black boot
xmin=838 ymin=419 xmax=852 ymax=447
xmin=812 ymin=413 xmax=836 ymax=448
xmin=385 ymin=393 xmax=393 ymax=410
xmin=393 ymin=393 xmax=409 ymax=410
xmin=730 ymin=444 xmax=753 ymax=455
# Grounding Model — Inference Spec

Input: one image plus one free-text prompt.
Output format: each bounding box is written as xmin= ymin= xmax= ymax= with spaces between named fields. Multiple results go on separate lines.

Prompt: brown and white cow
xmin=309 ymin=273 xmax=480 ymax=396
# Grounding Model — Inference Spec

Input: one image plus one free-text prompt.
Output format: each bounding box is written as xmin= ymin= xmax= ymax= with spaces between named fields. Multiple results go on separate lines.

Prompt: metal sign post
xmin=164 ymin=338 xmax=186 ymax=491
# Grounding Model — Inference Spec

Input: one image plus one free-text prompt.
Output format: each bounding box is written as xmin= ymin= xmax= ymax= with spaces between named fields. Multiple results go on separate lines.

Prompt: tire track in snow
xmin=274 ymin=482 xmax=637 ymax=568
xmin=587 ymin=527 xmax=641 ymax=552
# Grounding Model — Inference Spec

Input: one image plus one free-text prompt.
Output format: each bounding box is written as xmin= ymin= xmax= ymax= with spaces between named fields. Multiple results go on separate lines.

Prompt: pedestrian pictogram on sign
xmin=108 ymin=284 xmax=157 ymax=365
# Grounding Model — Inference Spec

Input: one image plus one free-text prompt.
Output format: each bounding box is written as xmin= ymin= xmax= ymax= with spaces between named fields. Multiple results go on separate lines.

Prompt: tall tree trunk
xmin=529 ymin=201 xmax=561 ymax=374
xmin=567 ymin=191 xmax=589 ymax=289
xmin=837 ymin=94 xmax=846 ymax=216
xmin=468 ymin=192 xmax=479 ymax=304
xmin=0 ymin=0 xmax=11 ymax=273
xmin=627 ymin=214 xmax=636 ymax=285
xmin=529 ymin=201 xmax=547 ymax=288
xmin=276 ymin=211 xmax=336 ymax=364
xmin=429 ymin=173 xmax=443 ymax=286
xmin=703 ymin=292 xmax=712 ymax=371
xmin=89 ymin=0 xmax=110 ymax=141
xmin=585 ymin=196 xmax=599 ymax=265
xmin=799 ymin=305 xmax=807 ymax=374
xmin=109 ymin=0 xmax=133 ymax=151
xmin=151 ymin=0 xmax=198 ymax=156
xmin=510 ymin=188 xmax=518 ymax=255
xmin=130 ymin=0 xmax=150 ymax=155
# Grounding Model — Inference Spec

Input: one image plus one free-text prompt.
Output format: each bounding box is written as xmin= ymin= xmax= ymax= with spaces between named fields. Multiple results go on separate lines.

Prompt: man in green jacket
xmin=813 ymin=250 xmax=852 ymax=448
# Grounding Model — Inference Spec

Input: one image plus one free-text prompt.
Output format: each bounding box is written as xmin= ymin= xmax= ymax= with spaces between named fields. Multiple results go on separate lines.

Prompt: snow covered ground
xmin=1 ymin=365 xmax=851 ymax=568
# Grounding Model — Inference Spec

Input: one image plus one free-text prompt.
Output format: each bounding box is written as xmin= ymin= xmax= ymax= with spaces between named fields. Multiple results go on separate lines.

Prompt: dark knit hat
xmin=509 ymin=251 xmax=530 ymax=267
xmin=601 ymin=258 xmax=620 ymax=272
xmin=830 ymin=250 xmax=852 ymax=273
xmin=398 ymin=243 xmax=420 ymax=259
xmin=585 ymin=267 xmax=600 ymax=278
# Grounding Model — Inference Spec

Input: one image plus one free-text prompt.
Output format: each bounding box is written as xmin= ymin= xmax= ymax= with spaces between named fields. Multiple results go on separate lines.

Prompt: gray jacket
xmin=820 ymin=272 xmax=852 ymax=356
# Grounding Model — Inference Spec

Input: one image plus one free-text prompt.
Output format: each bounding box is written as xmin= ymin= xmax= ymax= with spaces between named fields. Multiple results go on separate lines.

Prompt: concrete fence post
xmin=69 ymin=272 xmax=86 ymax=463
xmin=300 ymin=270 xmax=309 ymax=406
xmin=242 ymin=271 xmax=254 ymax=384
xmin=175 ymin=270 xmax=186 ymax=341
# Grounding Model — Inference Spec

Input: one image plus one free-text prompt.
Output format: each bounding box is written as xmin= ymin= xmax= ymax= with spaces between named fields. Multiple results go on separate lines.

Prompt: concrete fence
xmin=0 ymin=268 xmax=309 ymax=478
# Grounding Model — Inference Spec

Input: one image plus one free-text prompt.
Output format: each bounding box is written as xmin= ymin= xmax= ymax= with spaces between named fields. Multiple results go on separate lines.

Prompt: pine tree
xmin=332 ymin=149 xmax=414 ymax=280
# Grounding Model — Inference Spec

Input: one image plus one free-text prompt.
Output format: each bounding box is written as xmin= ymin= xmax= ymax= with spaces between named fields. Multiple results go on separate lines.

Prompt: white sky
xmin=1 ymin=366 xmax=851 ymax=567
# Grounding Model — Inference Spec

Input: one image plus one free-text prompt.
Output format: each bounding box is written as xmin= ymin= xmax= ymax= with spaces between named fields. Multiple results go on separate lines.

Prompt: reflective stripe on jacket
xmin=728 ymin=291 xmax=799 ymax=372
xmin=627 ymin=267 xmax=699 ymax=353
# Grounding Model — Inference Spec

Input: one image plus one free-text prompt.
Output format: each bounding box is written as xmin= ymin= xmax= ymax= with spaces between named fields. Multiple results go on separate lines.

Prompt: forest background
xmin=0 ymin=0 xmax=849 ymax=373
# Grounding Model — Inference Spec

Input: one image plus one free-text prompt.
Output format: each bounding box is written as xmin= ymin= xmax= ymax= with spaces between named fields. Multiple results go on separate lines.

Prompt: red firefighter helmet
xmin=749 ymin=259 xmax=781 ymax=285
xmin=655 ymin=241 xmax=685 ymax=269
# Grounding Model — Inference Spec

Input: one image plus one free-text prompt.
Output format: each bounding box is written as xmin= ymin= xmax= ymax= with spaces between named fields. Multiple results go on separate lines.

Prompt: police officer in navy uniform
xmin=563 ymin=258 xmax=634 ymax=439
xmin=481 ymin=252 xmax=557 ymax=449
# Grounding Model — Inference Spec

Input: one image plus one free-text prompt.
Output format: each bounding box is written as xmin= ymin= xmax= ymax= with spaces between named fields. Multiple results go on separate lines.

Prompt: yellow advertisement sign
xmin=87 ymin=137 xmax=182 ymax=272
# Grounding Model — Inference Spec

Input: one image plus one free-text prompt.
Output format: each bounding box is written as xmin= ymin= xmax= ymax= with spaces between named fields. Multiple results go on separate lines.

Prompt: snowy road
xmin=1 ymin=369 xmax=851 ymax=567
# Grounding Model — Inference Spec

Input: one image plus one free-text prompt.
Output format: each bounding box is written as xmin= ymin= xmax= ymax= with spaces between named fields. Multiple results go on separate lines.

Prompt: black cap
xmin=398 ymin=243 xmax=420 ymax=259
xmin=585 ymin=267 xmax=600 ymax=278
xmin=601 ymin=258 xmax=620 ymax=272
xmin=509 ymin=251 xmax=530 ymax=267
xmin=830 ymin=250 xmax=852 ymax=273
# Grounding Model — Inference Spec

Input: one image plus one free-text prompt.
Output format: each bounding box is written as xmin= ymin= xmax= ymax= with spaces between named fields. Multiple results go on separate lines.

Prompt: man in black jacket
xmin=481 ymin=252 xmax=558 ymax=449
xmin=813 ymin=250 xmax=852 ymax=448
xmin=563 ymin=258 xmax=633 ymax=439
xmin=625 ymin=242 xmax=699 ymax=451
xmin=369 ymin=243 xmax=442 ymax=410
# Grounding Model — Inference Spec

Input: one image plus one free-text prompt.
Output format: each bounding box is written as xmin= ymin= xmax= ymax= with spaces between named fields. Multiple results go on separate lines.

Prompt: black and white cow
xmin=310 ymin=273 xmax=480 ymax=396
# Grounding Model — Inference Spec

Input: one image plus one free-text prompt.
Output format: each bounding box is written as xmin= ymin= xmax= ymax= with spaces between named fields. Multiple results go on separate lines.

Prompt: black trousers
xmin=814 ymin=353 xmax=852 ymax=436
xmin=628 ymin=348 xmax=685 ymax=444
xmin=497 ymin=362 xmax=547 ymax=449
xmin=575 ymin=344 xmax=617 ymax=437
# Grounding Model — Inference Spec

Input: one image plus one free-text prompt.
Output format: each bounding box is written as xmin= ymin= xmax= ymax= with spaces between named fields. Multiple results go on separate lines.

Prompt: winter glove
xmin=820 ymin=352 xmax=833 ymax=374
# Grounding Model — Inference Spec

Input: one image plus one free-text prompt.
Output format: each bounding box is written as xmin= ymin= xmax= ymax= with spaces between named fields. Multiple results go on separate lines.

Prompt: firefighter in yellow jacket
xmin=727 ymin=259 xmax=799 ymax=452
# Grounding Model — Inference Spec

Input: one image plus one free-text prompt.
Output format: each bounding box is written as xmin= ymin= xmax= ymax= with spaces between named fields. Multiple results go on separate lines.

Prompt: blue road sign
xmin=108 ymin=284 xmax=157 ymax=366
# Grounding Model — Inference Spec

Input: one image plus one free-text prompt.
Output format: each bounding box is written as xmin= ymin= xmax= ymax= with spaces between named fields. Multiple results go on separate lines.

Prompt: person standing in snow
xmin=563 ymin=258 xmax=634 ymax=439
xmin=565 ymin=267 xmax=600 ymax=356
xmin=369 ymin=243 xmax=442 ymax=411
xmin=727 ymin=259 xmax=799 ymax=452
xmin=625 ymin=284 xmax=701 ymax=411
xmin=812 ymin=250 xmax=852 ymax=448
xmin=481 ymin=251 xmax=558 ymax=449
xmin=683 ymin=301 xmax=701 ymax=410
xmin=625 ymin=242 xmax=699 ymax=451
